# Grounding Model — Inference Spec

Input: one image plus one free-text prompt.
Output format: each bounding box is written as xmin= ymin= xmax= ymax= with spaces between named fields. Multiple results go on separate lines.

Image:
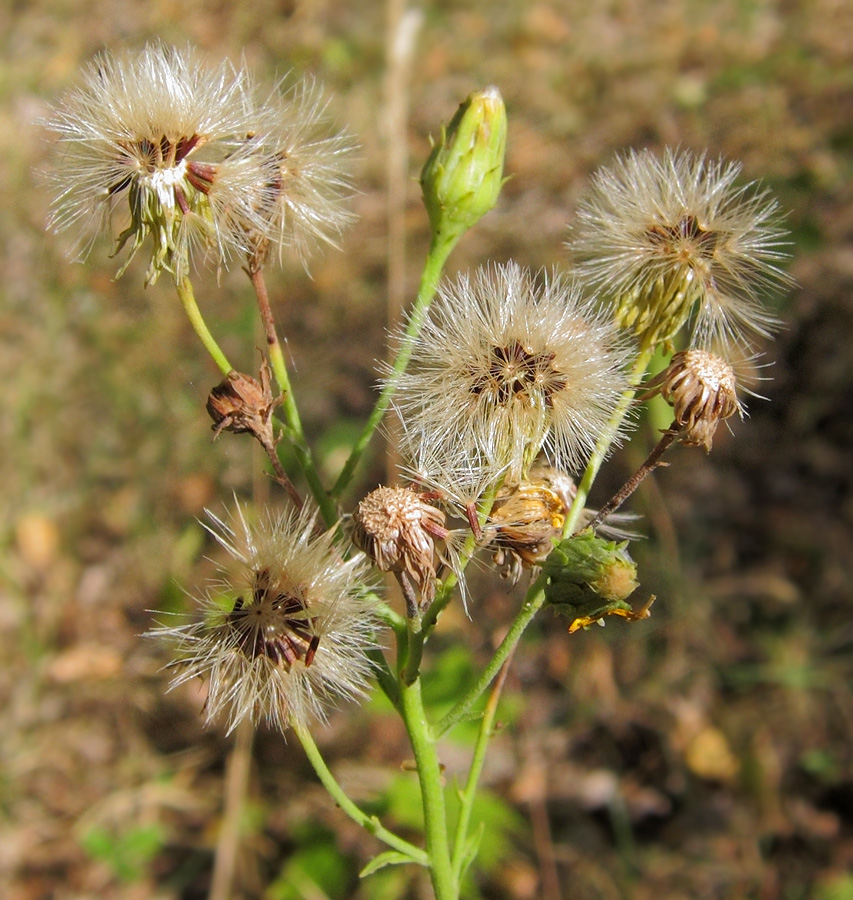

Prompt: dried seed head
xmin=353 ymin=486 xmax=448 ymax=605
xmin=644 ymin=349 xmax=742 ymax=451
xmin=206 ymin=360 xmax=282 ymax=445
xmin=149 ymin=500 xmax=378 ymax=733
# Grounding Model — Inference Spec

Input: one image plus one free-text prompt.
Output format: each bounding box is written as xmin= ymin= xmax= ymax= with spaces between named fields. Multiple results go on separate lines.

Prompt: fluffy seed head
xmin=567 ymin=148 xmax=790 ymax=351
xmin=392 ymin=262 xmax=631 ymax=483
xmin=150 ymin=501 xmax=378 ymax=733
xmin=47 ymin=45 xmax=356 ymax=283
xmin=241 ymin=77 xmax=357 ymax=269
xmin=46 ymin=43 xmax=266 ymax=284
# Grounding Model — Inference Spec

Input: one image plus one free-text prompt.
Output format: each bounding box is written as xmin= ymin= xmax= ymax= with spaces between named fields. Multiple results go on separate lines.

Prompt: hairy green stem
xmin=399 ymin=676 xmax=457 ymax=899
xmin=451 ymin=653 xmax=513 ymax=881
xmin=331 ymin=233 xmax=459 ymax=500
xmin=437 ymin=572 xmax=547 ymax=738
xmin=402 ymin=604 xmax=425 ymax=685
xmin=175 ymin=276 xmax=232 ymax=375
xmin=294 ymin=723 xmax=429 ymax=867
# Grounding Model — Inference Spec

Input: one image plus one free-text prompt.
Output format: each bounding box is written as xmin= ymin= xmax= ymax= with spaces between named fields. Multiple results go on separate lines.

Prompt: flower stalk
xmin=176 ymin=276 xmax=232 ymax=376
xmin=294 ymin=722 xmax=430 ymax=867
xmin=246 ymin=264 xmax=337 ymax=525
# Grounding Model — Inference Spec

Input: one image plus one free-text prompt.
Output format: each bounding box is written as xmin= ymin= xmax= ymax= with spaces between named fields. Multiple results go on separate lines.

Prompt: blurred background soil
xmin=1 ymin=1 xmax=852 ymax=898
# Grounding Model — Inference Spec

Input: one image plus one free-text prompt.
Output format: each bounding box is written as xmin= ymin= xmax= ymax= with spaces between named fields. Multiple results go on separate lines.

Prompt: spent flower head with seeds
xmin=150 ymin=500 xmax=378 ymax=734
xmin=642 ymin=348 xmax=744 ymax=452
xmin=392 ymin=261 xmax=631 ymax=484
xmin=567 ymin=148 xmax=790 ymax=351
xmin=46 ymin=42 xmax=268 ymax=284
xmin=353 ymin=485 xmax=449 ymax=606
xmin=241 ymin=77 xmax=357 ymax=271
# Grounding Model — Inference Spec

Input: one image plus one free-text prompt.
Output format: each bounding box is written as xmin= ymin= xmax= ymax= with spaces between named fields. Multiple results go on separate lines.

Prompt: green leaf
xmin=458 ymin=821 xmax=485 ymax=878
xmin=269 ymin=836 xmax=351 ymax=900
xmin=359 ymin=850 xmax=421 ymax=878
xmin=79 ymin=823 xmax=165 ymax=883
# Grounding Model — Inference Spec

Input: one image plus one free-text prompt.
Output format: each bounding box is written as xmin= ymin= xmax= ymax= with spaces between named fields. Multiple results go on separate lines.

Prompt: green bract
xmin=544 ymin=531 xmax=639 ymax=605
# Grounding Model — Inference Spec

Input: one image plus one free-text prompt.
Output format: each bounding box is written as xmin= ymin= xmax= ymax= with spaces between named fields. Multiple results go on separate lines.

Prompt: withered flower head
xmin=206 ymin=360 xmax=282 ymax=445
xmin=643 ymin=349 xmax=742 ymax=451
xmin=543 ymin=532 xmax=650 ymax=633
xmin=487 ymin=470 xmax=574 ymax=581
xmin=353 ymin=486 xmax=449 ymax=606
xmin=150 ymin=500 xmax=378 ymax=733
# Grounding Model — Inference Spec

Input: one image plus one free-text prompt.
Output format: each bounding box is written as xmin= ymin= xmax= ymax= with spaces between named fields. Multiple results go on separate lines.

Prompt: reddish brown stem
xmin=247 ymin=264 xmax=278 ymax=351
xmin=259 ymin=437 xmax=304 ymax=511
xmin=582 ymin=425 xmax=682 ymax=533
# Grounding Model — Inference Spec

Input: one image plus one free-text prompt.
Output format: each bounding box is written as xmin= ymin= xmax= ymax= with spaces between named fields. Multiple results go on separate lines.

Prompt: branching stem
xmin=294 ymin=723 xmax=429 ymax=867
xmin=246 ymin=265 xmax=338 ymax=527
xmin=584 ymin=426 xmax=680 ymax=532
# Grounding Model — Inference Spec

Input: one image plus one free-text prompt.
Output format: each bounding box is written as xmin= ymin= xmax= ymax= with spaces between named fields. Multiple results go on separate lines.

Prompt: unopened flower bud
xmin=543 ymin=532 xmax=650 ymax=633
xmin=353 ymin=486 xmax=448 ymax=605
xmin=545 ymin=531 xmax=638 ymax=602
xmin=420 ymin=86 xmax=507 ymax=246
xmin=206 ymin=360 xmax=282 ymax=446
xmin=643 ymin=349 xmax=741 ymax=452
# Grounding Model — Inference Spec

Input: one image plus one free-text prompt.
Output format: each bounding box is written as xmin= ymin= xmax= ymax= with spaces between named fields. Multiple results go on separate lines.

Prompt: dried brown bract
xmin=353 ymin=486 xmax=449 ymax=606
xmin=643 ymin=349 xmax=742 ymax=451
xmin=207 ymin=359 xmax=283 ymax=445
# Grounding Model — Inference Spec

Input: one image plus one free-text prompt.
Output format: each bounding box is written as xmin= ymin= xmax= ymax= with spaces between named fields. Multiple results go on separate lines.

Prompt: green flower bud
xmin=543 ymin=531 xmax=650 ymax=632
xmin=420 ymin=86 xmax=507 ymax=246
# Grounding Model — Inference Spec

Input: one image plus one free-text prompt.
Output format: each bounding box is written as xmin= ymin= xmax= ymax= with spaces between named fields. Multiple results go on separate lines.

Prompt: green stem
xmin=247 ymin=266 xmax=338 ymax=527
xmin=366 ymin=647 xmax=402 ymax=712
xmin=175 ymin=276 xmax=232 ymax=375
xmin=294 ymin=722 xmax=429 ymax=867
xmin=401 ymin=603 xmax=424 ymax=686
xmin=437 ymin=572 xmax=547 ymax=738
xmin=451 ymin=653 xmax=513 ymax=881
xmin=399 ymin=676 xmax=458 ymax=900
xmin=331 ymin=233 xmax=459 ymax=500
xmin=564 ymin=343 xmax=656 ymax=536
